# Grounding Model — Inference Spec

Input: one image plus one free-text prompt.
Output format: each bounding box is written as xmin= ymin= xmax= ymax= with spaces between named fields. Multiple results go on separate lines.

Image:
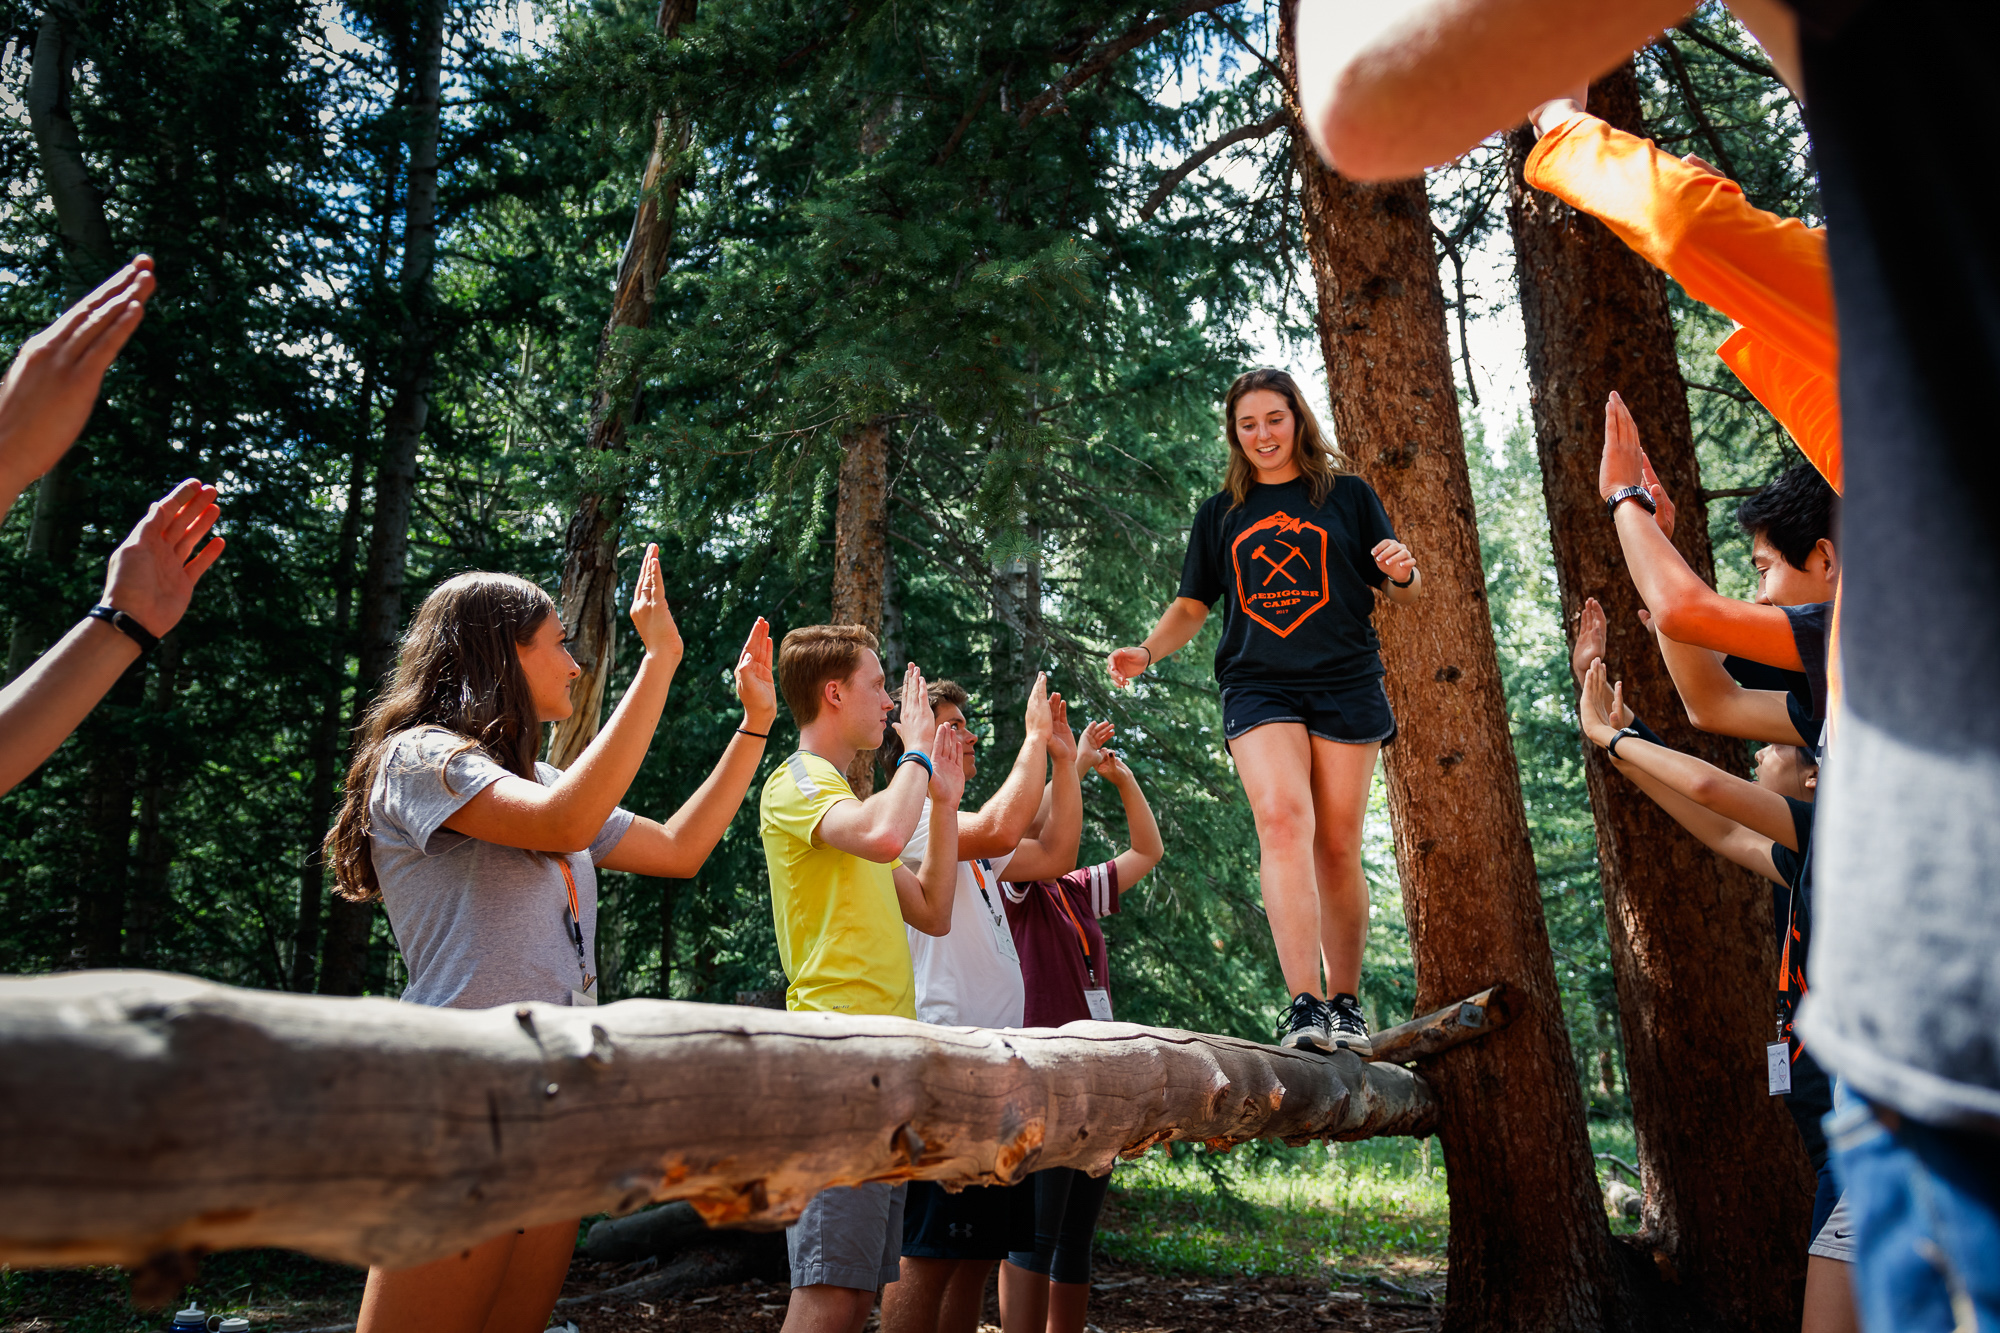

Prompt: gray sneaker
xmin=1327 ymin=992 xmax=1373 ymax=1057
xmin=1278 ymin=992 xmax=1334 ymax=1052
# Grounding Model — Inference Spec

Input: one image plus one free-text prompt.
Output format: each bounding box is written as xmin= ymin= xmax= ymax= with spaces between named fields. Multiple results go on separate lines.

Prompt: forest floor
xmin=0 ymin=1125 xmax=1638 ymax=1333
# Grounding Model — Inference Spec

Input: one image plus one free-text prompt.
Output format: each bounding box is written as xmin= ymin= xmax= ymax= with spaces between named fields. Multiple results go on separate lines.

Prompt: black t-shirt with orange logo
xmin=1176 ymin=475 xmax=1397 ymax=689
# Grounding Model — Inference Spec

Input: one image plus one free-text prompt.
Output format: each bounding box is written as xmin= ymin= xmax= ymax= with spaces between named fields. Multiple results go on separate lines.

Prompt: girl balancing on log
xmin=1105 ymin=368 xmax=1421 ymax=1055
xmin=323 ymin=545 xmax=776 ymax=1333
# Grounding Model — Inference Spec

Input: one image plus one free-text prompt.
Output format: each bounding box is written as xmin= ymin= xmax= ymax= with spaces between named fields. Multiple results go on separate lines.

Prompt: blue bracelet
xmin=897 ymin=751 xmax=933 ymax=777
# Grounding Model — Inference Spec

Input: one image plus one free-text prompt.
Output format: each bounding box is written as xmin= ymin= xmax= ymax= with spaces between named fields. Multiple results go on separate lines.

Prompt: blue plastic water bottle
xmin=167 ymin=1307 xmax=206 ymax=1332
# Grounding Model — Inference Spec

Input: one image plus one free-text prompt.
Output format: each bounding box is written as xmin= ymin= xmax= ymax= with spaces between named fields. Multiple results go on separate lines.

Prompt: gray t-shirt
xmin=369 ymin=727 xmax=635 ymax=1009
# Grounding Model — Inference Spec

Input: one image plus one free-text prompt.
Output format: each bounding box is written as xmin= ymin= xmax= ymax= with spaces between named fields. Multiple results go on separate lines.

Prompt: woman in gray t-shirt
xmin=320 ymin=545 xmax=776 ymax=1333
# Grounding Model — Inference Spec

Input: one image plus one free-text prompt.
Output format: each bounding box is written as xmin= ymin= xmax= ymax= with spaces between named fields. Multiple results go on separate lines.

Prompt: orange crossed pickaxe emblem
xmin=1253 ymin=540 xmax=1306 ymax=585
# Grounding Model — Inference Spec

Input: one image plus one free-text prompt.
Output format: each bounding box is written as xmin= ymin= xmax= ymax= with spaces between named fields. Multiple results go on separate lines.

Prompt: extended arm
xmin=1601 ymin=392 xmax=1800 ymax=665
xmin=1651 ymin=619 xmax=1808 ymax=745
xmin=0 ymin=479 xmax=223 ymax=797
xmin=896 ymin=732 xmax=966 ymax=936
xmin=599 ymin=618 xmax=777 ymax=877
xmin=1107 ymin=597 xmax=1209 ymax=688
xmin=1102 ymin=753 xmax=1164 ymax=890
xmin=1003 ymin=696 xmax=1082 ymax=881
xmin=446 ymin=545 xmax=684 ymax=853
xmin=959 ymin=673 xmax=1052 ymax=859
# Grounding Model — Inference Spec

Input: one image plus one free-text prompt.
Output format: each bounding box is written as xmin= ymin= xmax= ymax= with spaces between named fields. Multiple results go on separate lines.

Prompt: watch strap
xmin=87 ymin=605 xmax=159 ymax=654
xmin=1605 ymin=485 xmax=1656 ymax=518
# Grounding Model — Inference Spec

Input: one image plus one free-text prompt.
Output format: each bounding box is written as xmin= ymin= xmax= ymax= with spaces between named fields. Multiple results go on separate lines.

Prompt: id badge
xmin=1085 ymin=987 xmax=1113 ymax=1022
xmin=570 ymin=987 xmax=599 ymax=1008
xmin=1766 ymin=1042 xmax=1791 ymax=1095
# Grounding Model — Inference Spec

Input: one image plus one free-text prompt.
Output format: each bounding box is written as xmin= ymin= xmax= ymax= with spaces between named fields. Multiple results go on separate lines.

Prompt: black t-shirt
xmin=1767 ymin=795 xmax=1831 ymax=1155
xmin=1176 ymin=475 xmax=1396 ymax=688
xmin=1720 ymin=603 xmax=1830 ymax=749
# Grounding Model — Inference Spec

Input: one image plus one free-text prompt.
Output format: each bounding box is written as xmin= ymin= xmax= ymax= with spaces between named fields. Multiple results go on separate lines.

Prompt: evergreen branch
xmin=1018 ymin=0 xmax=1242 ymax=127
xmin=1672 ymin=22 xmax=1780 ymax=83
xmin=1138 ymin=110 xmax=1285 ymax=222
xmin=1651 ymin=37 xmax=1744 ymax=185
xmin=934 ymin=67 xmax=1004 ymax=166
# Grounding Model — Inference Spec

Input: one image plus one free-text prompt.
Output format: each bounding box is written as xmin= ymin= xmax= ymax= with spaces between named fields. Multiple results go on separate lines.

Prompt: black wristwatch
xmin=86 ymin=605 xmax=159 ymax=654
xmin=1605 ymin=485 xmax=1656 ymax=519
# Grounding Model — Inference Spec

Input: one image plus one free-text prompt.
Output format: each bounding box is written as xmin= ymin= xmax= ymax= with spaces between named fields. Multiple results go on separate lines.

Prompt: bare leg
xmin=1307 ymin=737 xmax=1379 ymax=996
xmin=939 ymin=1259 xmax=996 ymax=1333
xmin=1046 ymin=1280 xmax=1092 ymax=1333
xmin=1802 ymin=1256 xmax=1859 ymax=1333
xmin=1229 ymin=722 xmax=1323 ymax=996
xmin=783 ymin=1284 xmax=878 ymax=1333
xmin=358 ymin=1230 xmax=520 ymax=1333
xmin=996 ymin=1261 xmax=1048 ymax=1333
xmin=478 ymin=1219 xmax=577 ymax=1333
xmin=879 ymin=1256 xmax=954 ymax=1333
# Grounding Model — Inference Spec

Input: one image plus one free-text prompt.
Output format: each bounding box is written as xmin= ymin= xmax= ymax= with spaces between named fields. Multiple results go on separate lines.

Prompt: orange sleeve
xmin=1524 ymin=114 xmax=1837 ymax=382
xmin=1717 ymin=328 xmax=1843 ymax=491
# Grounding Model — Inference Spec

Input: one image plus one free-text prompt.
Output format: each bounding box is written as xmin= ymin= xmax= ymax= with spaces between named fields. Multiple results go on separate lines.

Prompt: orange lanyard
xmin=1046 ymin=882 xmax=1091 ymax=962
xmin=558 ymin=858 xmax=594 ymax=993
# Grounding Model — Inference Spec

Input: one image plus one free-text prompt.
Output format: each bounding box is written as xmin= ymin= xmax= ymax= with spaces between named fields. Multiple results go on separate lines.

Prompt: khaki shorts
xmin=787 ymin=1182 xmax=907 ymax=1291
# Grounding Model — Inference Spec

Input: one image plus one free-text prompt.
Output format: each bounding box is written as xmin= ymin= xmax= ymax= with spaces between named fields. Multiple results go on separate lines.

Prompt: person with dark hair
xmin=760 ymin=625 xmax=965 ymax=1333
xmin=996 ymin=720 xmax=1163 ymax=1333
xmin=1598 ymin=396 xmax=1834 ymax=748
xmin=1104 ymin=367 xmax=1421 ymax=1055
xmin=878 ymin=676 xmax=1082 ymax=1333
xmin=325 ymin=545 xmax=776 ymax=1333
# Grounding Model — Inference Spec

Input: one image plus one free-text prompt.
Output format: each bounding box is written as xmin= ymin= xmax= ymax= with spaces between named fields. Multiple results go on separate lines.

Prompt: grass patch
xmin=1 ymin=1250 xmax=362 ymax=1333
xmin=1098 ymin=1136 xmax=1447 ymax=1278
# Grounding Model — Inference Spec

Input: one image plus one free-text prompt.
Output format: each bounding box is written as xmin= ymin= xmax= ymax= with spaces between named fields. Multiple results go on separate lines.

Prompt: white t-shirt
xmin=902 ymin=798 xmax=1024 ymax=1028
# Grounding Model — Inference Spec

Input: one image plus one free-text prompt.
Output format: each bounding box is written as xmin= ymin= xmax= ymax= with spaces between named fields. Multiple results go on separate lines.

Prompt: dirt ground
xmin=555 ymin=1257 xmax=1444 ymax=1333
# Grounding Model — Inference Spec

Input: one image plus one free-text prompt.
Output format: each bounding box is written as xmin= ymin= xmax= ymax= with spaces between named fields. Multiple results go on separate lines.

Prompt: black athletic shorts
xmin=1220 ymin=678 xmax=1397 ymax=747
xmin=901 ymin=1178 xmax=1034 ymax=1262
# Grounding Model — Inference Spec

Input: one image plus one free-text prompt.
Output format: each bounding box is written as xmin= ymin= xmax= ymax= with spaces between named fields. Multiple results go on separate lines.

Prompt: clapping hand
xmin=1076 ymin=719 xmax=1114 ymax=775
xmin=1046 ymin=693 xmax=1077 ymax=765
xmin=1581 ymin=660 xmax=1634 ymax=746
xmin=1024 ymin=671 xmax=1052 ymax=741
xmin=893 ymin=662 xmax=936 ymax=756
xmin=101 ymin=478 xmax=224 ymax=637
xmin=0 ymin=258 xmax=156 ymax=505
xmin=1572 ymin=596 xmax=1608 ymax=687
xmin=1093 ymin=747 xmax=1135 ymax=787
xmin=1598 ymin=391 xmax=1646 ymax=503
xmin=734 ymin=616 xmax=775 ymax=734
xmin=1640 ymin=451 xmax=1675 ymax=540
xmin=928 ymin=721 xmax=967 ymax=809
xmin=629 ymin=543 xmax=683 ymax=669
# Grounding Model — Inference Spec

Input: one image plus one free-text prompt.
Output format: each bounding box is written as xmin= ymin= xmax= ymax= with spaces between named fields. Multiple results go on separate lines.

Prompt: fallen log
xmin=0 ymin=971 xmax=1446 ymax=1275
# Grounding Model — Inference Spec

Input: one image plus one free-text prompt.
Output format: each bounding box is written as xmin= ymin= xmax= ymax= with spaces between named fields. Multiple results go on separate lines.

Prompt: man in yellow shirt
xmin=760 ymin=623 xmax=963 ymax=1333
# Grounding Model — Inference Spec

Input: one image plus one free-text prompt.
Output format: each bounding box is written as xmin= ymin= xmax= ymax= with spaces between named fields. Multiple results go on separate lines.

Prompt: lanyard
xmin=1044 ymin=881 xmax=1097 ymax=986
xmin=557 ymin=857 xmax=595 ymax=995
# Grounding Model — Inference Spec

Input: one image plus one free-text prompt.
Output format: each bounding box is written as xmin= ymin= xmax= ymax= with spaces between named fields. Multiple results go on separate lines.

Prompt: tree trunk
xmin=11 ymin=4 xmax=115 ymax=680
xmin=0 ymin=971 xmax=1462 ymax=1273
xmin=833 ymin=420 xmax=890 ymax=793
xmin=1279 ymin=11 xmax=1617 ymax=1326
xmin=548 ymin=0 xmax=700 ymax=770
xmin=989 ymin=535 xmax=1042 ymax=788
xmin=1505 ymin=64 xmax=1812 ymax=1323
xmin=324 ymin=0 xmax=446 ymax=997
xmin=123 ymin=637 xmax=183 ymax=968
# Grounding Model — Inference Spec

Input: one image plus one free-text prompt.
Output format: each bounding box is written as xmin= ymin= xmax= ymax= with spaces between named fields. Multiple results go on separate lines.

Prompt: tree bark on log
xmin=832 ymin=419 xmax=890 ymax=793
xmin=548 ymin=0 xmax=700 ymax=770
xmin=1279 ymin=11 xmax=1616 ymax=1327
xmin=0 ymin=970 xmax=1444 ymax=1273
xmin=1505 ymin=67 xmax=1812 ymax=1324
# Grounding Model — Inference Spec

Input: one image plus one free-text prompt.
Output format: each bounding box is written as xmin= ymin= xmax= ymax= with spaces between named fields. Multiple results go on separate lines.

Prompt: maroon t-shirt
xmin=1001 ymin=861 xmax=1120 ymax=1028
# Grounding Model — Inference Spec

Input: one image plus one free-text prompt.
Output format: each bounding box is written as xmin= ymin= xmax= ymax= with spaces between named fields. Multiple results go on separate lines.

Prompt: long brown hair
xmin=325 ymin=572 xmax=556 ymax=902
xmin=1222 ymin=368 xmax=1348 ymax=509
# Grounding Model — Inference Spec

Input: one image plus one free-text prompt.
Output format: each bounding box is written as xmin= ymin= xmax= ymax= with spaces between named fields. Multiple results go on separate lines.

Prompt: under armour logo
xmin=946 ymin=1223 xmax=974 ymax=1239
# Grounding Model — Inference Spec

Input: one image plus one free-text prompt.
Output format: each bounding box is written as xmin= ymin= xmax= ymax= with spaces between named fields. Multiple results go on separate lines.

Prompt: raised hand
xmin=0 ymin=258 xmax=157 ymax=508
xmin=894 ymin=661 xmax=935 ymax=755
xmin=1640 ymin=451 xmax=1676 ymax=541
xmin=101 ymin=478 xmax=225 ymax=637
xmin=928 ymin=720 xmax=967 ymax=809
xmin=1046 ymin=693 xmax=1077 ymax=764
xmin=1372 ymin=538 xmax=1416 ymax=584
xmin=1023 ymin=671 xmax=1052 ymax=741
xmin=629 ymin=543 xmax=683 ymax=668
xmin=1599 ymin=391 xmax=1646 ymax=503
xmin=1094 ymin=747 xmax=1135 ymax=786
xmin=1581 ymin=659 xmax=1634 ymax=745
xmin=734 ymin=616 xmax=775 ymax=733
xmin=1572 ymin=596 xmax=1608 ymax=686
xmin=1076 ymin=719 xmax=1114 ymax=775
xmin=1106 ymin=646 xmax=1150 ymax=689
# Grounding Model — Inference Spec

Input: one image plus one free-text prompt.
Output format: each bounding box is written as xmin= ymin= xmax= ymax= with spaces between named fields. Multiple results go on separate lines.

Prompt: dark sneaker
xmin=1327 ymin=992 xmax=1373 ymax=1057
xmin=1277 ymin=992 xmax=1334 ymax=1052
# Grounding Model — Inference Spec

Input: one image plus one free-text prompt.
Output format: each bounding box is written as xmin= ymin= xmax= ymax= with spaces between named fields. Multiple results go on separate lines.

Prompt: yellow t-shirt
xmin=759 ymin=750 xmax=916 ymax=1019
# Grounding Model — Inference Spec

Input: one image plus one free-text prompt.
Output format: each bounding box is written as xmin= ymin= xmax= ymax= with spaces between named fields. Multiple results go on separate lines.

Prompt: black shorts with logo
xmin=1220 ymin=678 xmax=1397 ymax=747
xmin=900 ymin=1178 xmax=1034 ymax=1262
